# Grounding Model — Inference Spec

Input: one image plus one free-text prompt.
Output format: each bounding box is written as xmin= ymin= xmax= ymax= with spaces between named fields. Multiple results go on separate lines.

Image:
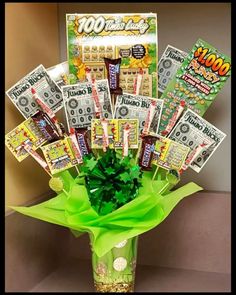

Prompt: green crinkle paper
xmin=10 ymin=171 xmax=202 ymax=257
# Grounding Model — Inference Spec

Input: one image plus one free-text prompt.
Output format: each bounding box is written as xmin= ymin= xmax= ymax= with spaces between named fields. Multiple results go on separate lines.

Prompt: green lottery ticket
xmin=66 ymin=13 xmax=158 ymax=97
xmin=158 ymin=38 xmax=231 ymax=136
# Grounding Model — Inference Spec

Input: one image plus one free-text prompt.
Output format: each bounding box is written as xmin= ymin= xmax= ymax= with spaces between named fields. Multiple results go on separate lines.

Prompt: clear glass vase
xmin=90 ymin=236 xmax=138 ymax=292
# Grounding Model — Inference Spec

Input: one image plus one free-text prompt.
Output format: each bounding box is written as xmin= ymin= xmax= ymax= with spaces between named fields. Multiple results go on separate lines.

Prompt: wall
xmin=58 ymin=3 xmax=231 ymax=191
xmin=5 ymin=3 xmax=60 ymax=211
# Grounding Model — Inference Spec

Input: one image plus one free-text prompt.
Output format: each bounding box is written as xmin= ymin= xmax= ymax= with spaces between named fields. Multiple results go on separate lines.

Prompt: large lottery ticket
xmin=6 ymin=65 xmax=63 ymax=119
xmin=91 ymin=118 xmax=139 ymax=149
xmin=158 ymin=39 xmax=231 ymax=136
xmin=5 ymin=118 xmax=47 ymax=162
xmin=114 ymin=93 xmax=163 ymax=134
xmin=158 ymin=45 xmax=187 ymax=95
xmin=47 ymin=61 xmax=69 ymax=89
xmin=168 ymin=109 xmax=226 ymax=172
xmin=62 ymin=79 xmax=113 ymax=129
xmin=66 ymin=13 xmax=158 ymax=97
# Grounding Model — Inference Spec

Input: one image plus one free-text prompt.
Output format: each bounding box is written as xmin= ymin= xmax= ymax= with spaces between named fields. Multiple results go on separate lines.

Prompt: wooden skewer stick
xmin=152 ymin=165 xmax=160 ymax=181
xmin=135 ymin=139 xmax=142 ymax=165
xmin=158 ymin=182 xmax=169 ymax=195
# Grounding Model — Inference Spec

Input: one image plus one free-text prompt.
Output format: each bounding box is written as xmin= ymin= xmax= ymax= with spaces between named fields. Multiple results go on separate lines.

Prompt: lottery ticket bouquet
xmin=6 ymin=77 xmax=203 ymax=292
xmin=6 ymin=14 xmax=231 ymax=293
xmin=10 ymin=141 xmax=202 ymax=292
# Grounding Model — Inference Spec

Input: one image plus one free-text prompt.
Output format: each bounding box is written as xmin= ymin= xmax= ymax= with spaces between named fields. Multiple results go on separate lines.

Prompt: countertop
xmin=30 ymin=258 xmax=231 ymax=292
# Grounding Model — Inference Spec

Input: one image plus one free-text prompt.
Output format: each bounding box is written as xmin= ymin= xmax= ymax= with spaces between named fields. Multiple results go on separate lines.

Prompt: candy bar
xmin=139 ymin=135 xmax=158 ymax=170
xmin=91 ymin=79 xmax=102 ymax=118
xmin=85 ymin=67 xmax=92 ymax=83
xmin=122 ymin=123 xmax=131 ymax=157
xmin=85 ymin=68 xmax=102 ymax=117
xmin=104 ymin=58 xmax=123 ymax=95
xmin=74 ymin=128 xmax=92 ymax=156
xmin=162 ymin=100 xmax=185 ymax=136
xmin=142 ymin=100 xmax=157 ymax=135
xmin=69 ymin=128 xmax=83 ymax=164
xmin=133 ymin=68 xmax=144 ymax=95
xmin=31 ymin=110 xmax=61 ymax=143
xmin=101 ymin=118 xmax=109 ymax=152
xmin=120 ymin=68 xmax=153 ymax=96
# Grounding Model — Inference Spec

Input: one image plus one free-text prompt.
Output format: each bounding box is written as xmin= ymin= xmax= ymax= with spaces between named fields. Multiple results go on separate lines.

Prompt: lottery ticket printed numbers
xmin=66 ymin=13 xmax=158 ymax=97
xmin=158 ymin=39 xmax=231 ymax=136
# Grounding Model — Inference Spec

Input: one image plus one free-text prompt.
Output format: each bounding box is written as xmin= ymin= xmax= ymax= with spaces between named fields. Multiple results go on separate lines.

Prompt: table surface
xmin=30 ymin=258 xmax=231 ymax=292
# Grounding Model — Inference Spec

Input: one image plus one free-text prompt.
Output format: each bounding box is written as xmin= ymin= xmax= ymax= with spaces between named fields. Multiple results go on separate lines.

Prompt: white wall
xmin=58 ymin=3 xmax=231 ymax=192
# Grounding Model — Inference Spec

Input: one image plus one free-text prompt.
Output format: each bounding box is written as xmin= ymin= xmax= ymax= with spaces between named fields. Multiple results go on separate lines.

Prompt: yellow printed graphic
xmin=5 ymin=118 xmax=46 ymax=162
xmin=152 ymin=137 xmax=190 ymax=171
xmin=41 ymin=137 xmax=77 ymax=175
xmin=91 ymin=119 xmax=139 ymax=149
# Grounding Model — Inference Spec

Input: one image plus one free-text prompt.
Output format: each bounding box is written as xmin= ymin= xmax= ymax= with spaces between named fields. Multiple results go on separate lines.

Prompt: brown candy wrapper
xmin=75 ymin=128 xmax=92 ymax=157
xmin=104 ymin=58 xmax=123 ymax=95
xmin=32 ymin=110 xmax=61 ymax=143
xmin=139 ymin=135 xmax=158 ymax=170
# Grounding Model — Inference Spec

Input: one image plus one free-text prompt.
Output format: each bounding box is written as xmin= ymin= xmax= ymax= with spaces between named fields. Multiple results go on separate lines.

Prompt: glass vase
xmin=90 ymin=236 xmax=138 ymax=292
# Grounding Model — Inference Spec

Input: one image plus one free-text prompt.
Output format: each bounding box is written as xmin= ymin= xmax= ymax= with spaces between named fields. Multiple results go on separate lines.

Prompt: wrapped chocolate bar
xmin=122 ymin=123 xmax=131 ymax=157
xmin=69 ymin=128 xmax=83 ymax=164
xmin=139 ymin=135 xmax=158 ymax=170
xmin=104 ymin=58 xmax=123 ymax=95
xmin=31 ymin=110 xmax=61 ymax=143
xmin=74 ymin=128 xmax=92 ymax=157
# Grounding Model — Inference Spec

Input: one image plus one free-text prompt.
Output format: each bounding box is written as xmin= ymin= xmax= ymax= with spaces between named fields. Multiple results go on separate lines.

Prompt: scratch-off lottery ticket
xmin=158 ymin=45 xmax=187 ymax=95
xmin=152 ymin=135 xmax=190 ymax=171
xmin=47 ymin=61 xmax=69 ymax=89
xmin=41 ymin=137 xmax=78 ymax=175
xmin=91 ymin=119 xmax=139 ymax=149
xmin=158 ymin=39 xmax=231 ymax=136
xmin=5 ymin=118 xmax=47 ymax=162
xmin=114 ymin=93 xmax=163 ymax=134
xmin=6 ymin=65 xmax=63 ymax=119
xmin=66 ymin=13 xmax=158 ymax=97
xmin=62 ymin=80 xmax=113 ymax=129
xmin=168 ymin=109 xmax=226 ymax=172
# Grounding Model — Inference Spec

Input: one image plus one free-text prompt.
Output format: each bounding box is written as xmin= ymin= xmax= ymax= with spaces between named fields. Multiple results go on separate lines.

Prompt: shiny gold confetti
xmin=94 ymin=282 xmax=134 ymax=292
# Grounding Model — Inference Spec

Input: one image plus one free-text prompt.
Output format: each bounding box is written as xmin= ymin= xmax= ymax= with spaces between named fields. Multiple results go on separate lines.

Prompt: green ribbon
xmin=10 ymin=171 xmax=202 ymax=257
